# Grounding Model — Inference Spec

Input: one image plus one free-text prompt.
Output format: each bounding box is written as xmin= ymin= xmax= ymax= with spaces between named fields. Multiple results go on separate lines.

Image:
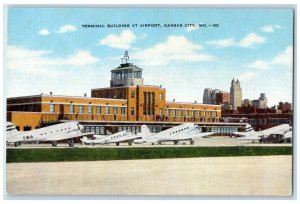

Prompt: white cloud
xmin=186 ymin=26 xmax=199 ymax=32
xmin=245 ymin=45 xmax=293 ymax=70
xmin=7 ymin=46 xmax=99 ymax=75
xmin=260 ymin=25 xmax=281 ymax=33
xmin=238 ymin=33 xmax=266 ymax=48
xmin=61 ymin=51 xmax=99 ymax=66
xmin=58 ymin=24 xmax=77 ymax=33
xmin=246 ymin=60 xmax=271 ymax=70
xmin=100 ymin=30 xmax=136 ymax=49
xmin=207 ymin=38 xmax=236 ymax=48
xmin=271 ymin=46 xmax=293 ymax=67
xmin=238 ymin=71 xmax=257 ymax=81
xmin=274 ymin=25 xmax=281 ymax=29
xmin=208 ymin=33 xmax=266 ymax=48
xmin=131 ymin=35 xmax=214 ymax=66
xmin=38 ymin=29 xmax=50 ymax=36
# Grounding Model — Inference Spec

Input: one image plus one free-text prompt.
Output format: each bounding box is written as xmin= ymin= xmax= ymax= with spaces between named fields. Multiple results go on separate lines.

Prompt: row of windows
xmin=22 ymin=127 xmax=72 ymax=139
xmin=169 ymin=127 xmax=189 ymax=135
xmin=83 ymin=126 xmax=143 ymax=135
xmin=166 ymin=109 xmax=218 ymax=117
xmin=112 ymin=71 xmax=142 ymax=80
xmin=248 ymin=118 xmax=290 ymax=125
xmin=211 ymin=127 xmax=238 ymax=134
xmin=49 ymin=104 xmax=126 ymax=115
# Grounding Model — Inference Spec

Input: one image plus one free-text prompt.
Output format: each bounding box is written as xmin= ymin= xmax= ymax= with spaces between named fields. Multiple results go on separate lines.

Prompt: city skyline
xmin=6 ymin=8 xmax=293 ymax=106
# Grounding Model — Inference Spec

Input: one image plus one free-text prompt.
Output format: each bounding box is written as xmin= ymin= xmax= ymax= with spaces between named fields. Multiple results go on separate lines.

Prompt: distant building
xmin=242 ymin=99 xmax=251 ymax=107
xmin=278 ymin=102 xmax=292 ymax=113
xmin=230 ymin=78 xmax=242 ymax=110
xmin=203 ymin=88 xmax=212 ymax=104
xmin=216 ymin=92 xmax=230 ymax=105
xmin=252 ymin=93 xmax=268 ymax=109
xmin=203 ymin=88 xmax=228 ymax=105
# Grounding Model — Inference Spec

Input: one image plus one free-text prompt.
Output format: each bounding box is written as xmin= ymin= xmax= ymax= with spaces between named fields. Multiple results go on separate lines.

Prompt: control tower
xmin=110 ymin=51 xmax=144 ymax=87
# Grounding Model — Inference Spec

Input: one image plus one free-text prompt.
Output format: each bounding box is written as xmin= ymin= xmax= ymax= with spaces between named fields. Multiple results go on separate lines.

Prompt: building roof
xmin=7 ymin=94 xmax=127 ymax=101
xmin=111 ymin=63 xmax=143 ymax=72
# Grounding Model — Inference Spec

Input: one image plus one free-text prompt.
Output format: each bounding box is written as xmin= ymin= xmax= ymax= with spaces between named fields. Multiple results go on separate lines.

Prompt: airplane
xmin=6 ymin=121 xmax=94 ymax=147
xmin=81 ymin=130 xmax=142 ymax=146
xmin=133 ymin=123 xmax=215 ymax=145
xmin=234 ymin=123 xmax=292 ymax=142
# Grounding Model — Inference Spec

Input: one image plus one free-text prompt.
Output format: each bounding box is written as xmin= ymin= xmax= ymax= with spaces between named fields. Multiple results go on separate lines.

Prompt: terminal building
xmin=7 ymin=51 xmax=246 ymax=135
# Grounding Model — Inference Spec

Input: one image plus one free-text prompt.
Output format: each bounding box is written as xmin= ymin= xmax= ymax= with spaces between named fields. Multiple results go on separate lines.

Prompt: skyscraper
xmin=230 ymin=78 xmax=242 ymax=110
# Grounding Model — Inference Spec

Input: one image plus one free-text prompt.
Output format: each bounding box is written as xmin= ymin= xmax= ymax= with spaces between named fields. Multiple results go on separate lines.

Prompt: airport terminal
xmin=7 ymin=51 xmax=245 ymax=136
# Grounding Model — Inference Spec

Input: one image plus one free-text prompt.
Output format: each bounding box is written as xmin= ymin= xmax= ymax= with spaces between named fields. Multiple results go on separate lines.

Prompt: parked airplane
xmin=133 ymin=123 xmax=215 ymax=145
xmin=6 ymin=121 xmax=94 ymax=147
xmin=80 ymin=124 xmax=152 ymax=146
xmin=234 ymin=124 xmax=292 ymax=142
xmin=81 ymin=130 xmax=142 ymax=146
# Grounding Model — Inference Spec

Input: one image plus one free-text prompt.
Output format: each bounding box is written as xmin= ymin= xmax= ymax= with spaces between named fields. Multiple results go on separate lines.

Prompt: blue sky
xmin=6 ymin=7 xmax=293 ymax=106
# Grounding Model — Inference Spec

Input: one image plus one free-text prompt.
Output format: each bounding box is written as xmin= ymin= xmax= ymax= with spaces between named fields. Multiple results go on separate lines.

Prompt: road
xmin=6 ymin=155 xmax=292 ymax=196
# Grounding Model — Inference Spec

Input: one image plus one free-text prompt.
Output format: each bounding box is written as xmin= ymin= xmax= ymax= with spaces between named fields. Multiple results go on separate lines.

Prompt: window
xmin=131 ymin=107 xmax=134 ymax=116
xmin=113 ymin=107 xmax=118 ymax=115
xmin=173 ymin=109 xmax=176 ymax=117
xmin=105 ymin=106 xmax=110 ymax=115
xmin=121 ymin=107 xmax=126 ymax=115
xmin=186 ymin=110 xmax=189 ymax=117
xmin=69 ymin=104 xmax=74 ymax=113
xmin=97 ymin=106 xmax=101 ymax=114
xmin=131 ymin=91 xmax=135 ymax=98
xmin=166 ymin=109 xmax=169 ymax=117
xmin=192 ymin=111 xmax=195 ymax=117
xmin=95 ymin=126 xmax=100 ymax=134
xmin=88 ymin=105 xmax=92 ymax=114
xmin=160 ymin=93 xmax=163 ymax=100
xmin=50 ymin=104 xmax=55 ymax=113
xmin=159 ymin=108 xmax=163 ymax=117
xmin=179 ymin=110 xmax=182 ymax=117
xmin=79 ymin=105 xmax=84 ymax=114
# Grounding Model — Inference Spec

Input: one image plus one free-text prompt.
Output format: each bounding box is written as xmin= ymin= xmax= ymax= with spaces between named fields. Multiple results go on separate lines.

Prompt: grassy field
xmin=6 ymin=146 xmax=293 ymax=163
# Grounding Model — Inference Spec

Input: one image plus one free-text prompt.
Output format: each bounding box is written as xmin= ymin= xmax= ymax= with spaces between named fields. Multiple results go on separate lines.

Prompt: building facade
xmin=7 ymin=52 xmax=225 ymax=134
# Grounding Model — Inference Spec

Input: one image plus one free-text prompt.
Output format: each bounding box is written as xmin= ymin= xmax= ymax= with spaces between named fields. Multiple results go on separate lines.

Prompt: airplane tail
xmin=80 ymin=136 xmax=88 ymax=142
xmin=140 ymin=125 xmax=152 ymax=139
xmin=6 ymin=122 xmax=19 ymax=139
xmin=245 ymin=124 xmax=255 ymax=134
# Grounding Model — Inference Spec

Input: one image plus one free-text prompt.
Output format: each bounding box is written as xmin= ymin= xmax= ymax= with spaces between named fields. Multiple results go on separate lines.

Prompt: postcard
xmin=5 ymin=6 xmax=294 ymax=197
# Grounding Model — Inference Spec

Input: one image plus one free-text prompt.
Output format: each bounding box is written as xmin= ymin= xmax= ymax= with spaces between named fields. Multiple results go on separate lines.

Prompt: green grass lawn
xmin=6 ymin=146 xmax=293 ymax=163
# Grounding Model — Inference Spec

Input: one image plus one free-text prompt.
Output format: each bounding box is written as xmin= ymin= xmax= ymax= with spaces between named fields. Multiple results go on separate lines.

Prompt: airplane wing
xmin=237 ymin=133 xmax=262 ymax=140
xmin=110 ymin=135 xmax=141 ymax=143
xmin=232 ymin=132 xmax=253 ymax=137
xmin=171 ymin=132 xmax=214 ymax=141
xmin=93 ymin=135 xmax=107 ymax=139
xmin=44 ymin=131 xmax=95 ymax=141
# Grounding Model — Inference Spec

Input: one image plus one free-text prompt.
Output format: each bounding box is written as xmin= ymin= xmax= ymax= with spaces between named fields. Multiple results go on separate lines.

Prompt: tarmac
xmin=6 ymin=155 xmax=292 ymax=196
xmin=6 ymin=137 xmax=293 ymax=149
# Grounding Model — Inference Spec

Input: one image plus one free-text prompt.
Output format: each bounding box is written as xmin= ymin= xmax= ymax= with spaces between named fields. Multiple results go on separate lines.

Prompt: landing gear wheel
xmin=68 ymin=139 xmax=74 ymax=147
xmin=14 ymin=142 xmax=18 ymax=147
xmin=128 ymin=141 xmax=132 ymax=146
xmin=173 ymin=141 xmax=178 ymax=145
xmin=116 ymin=142 xmax=120 ymax=146
xmin=152 ymin=143 xmax=154 ymax=145
xmin=190 ymin=139 xmax=194 ymax=145
xmin=52 ymin=141 xmax=58 ymax=147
